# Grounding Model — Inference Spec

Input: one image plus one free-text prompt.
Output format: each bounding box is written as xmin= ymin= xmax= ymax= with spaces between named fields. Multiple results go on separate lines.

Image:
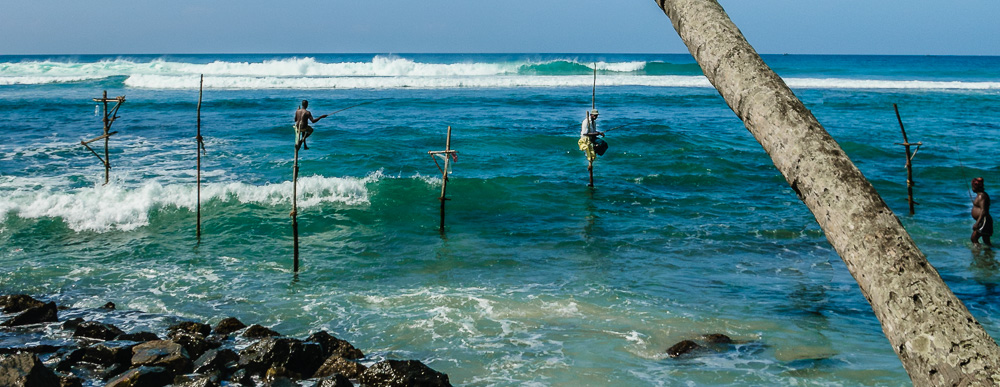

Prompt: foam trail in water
xmin=0 ymin=173 xmax=378 ymax=232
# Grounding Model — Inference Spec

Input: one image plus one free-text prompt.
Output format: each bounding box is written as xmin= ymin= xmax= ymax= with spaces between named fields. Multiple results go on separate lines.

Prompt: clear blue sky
xmin=1 ymin=0 xmax=996 ymax=55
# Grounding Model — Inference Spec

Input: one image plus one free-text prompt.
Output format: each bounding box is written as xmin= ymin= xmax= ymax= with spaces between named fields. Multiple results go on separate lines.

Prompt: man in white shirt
xmin=578 ymin=109 xmax=604 ymax=186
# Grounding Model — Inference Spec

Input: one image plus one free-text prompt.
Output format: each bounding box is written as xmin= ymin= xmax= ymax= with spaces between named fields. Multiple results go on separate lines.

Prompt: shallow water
xmin=2 ymin=53 xmax=1000 ymax=385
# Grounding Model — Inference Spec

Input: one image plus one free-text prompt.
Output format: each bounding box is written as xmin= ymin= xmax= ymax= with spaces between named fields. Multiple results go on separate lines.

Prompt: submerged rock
xmin=0 ymin=352 xmax=60 ymax=387
xmin=666 ymin=340 xmax=702 ymax=358
xmin=359 ymin=359 xmax=451 ymax=387
xmin=1 ymin=302 xmax=58 ymax=327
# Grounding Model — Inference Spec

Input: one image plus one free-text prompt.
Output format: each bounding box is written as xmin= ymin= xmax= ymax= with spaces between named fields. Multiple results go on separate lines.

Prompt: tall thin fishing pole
xmin=894 ymin=103 xmax=920 ymax=215
xmin=196 ymin=75 xmax=204 ymax=238
xmin=292 ymin=142 xmax=300 ymax=273
xmin=591 ymin=64 xmax=597 ymax=111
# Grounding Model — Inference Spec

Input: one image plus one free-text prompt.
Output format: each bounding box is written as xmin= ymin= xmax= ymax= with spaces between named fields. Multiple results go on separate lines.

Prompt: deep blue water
xmin=1 ymin=53 xmax=999 ymax=385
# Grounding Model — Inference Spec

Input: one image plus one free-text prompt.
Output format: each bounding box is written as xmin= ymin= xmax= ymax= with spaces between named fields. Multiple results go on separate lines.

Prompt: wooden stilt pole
xmin=196 ymin=75 xmax=204 ymax=238
xmin=292 ymin=141 xmax=301 ymax=273
xmin=894 ymin=103 xmax=922 ymax=215
xmin=428 ymin=126 xmax=458 ymax=233
xmin=84 ymin=91 xmax=125 ymax=185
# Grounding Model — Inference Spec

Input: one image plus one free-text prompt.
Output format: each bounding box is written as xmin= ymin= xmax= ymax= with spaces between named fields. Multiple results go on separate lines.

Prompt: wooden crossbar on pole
xmin=428 ymin=126 xmax=458 ymax=232
xmin=82 ymin=91 xmax=125 ymax=185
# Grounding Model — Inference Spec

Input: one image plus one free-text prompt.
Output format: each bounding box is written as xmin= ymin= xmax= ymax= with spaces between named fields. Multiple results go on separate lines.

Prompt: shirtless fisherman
xmin=972 ymin=177 xmax=993 ymax=246
xmin=294 ymin=100 xmax=328 ymax=150
xmin=578 ymin=109 xmax=604 ymax=187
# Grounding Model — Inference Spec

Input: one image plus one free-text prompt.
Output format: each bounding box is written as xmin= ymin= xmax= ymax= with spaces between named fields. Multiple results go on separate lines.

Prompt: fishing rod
xmin=602 ymin=120 xmax=650 ymax=134
xmin=325 ymin=98 xmax=388 ymax=116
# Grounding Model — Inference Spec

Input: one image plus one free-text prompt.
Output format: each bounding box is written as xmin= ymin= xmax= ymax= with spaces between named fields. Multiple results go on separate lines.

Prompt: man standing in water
xmin=294 ymin=100 xmax=328 ymax=150
xmin=972 ymin=177 xmax=993 ymax=246
xmin=578 ymin=109 xmax=603 ymax=187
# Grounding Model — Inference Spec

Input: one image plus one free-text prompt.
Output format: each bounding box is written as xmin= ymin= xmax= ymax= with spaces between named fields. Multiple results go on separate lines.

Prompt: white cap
xmin=590 ymin=109 xmax=599 ymax=116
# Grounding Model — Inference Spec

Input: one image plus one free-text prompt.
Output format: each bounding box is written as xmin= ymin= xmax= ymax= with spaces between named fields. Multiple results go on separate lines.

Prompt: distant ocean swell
xmin=3 ymin=56 xmax=997 ymax=90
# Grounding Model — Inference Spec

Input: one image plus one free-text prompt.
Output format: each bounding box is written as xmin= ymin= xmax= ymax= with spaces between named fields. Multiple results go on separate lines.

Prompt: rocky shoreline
xmin=0 ymin=294 xmax=451 ymax=387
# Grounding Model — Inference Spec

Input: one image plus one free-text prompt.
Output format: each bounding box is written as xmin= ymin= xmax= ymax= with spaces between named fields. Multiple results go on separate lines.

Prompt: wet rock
xmin=117 ymin=331 xmax=161 ymax=342
xmin=306 ymin=331 xmax=364 ymax=360
xmin=131 ymin=340 xmax=192 ymax=375
xmin=666 ymin=340 xmax=702 ymax=358
xmin=55 ymin=349 xmax=85 ymax=372
xmin=1 ymin=302 xmax=58 ymax=327
xmin=173 ymin=374 xmax=220 ymax=387
xmin=81 ymin=340 xmax=137 ymax=367
xmin=105 ymin=366 xmax=173 ymax=387
xmin=61 ymin=318 xmax=84 ymax=331
xmin=238 ymin=338 xmax=323 ymax=379
xmin=74 ymin=321 xmax=125 ymax=341
xmin=213 ymin=317 xmax=247 ymax=336
xmin=701 ymin=333 xmax=733 ymax=344
xmin=170 ymin=331 xmax=218 ymax=359
xmin=358 ymin=359 xmax=451 ymax=387
xmin=0 ymin=295 xmax=45 ymax=314
xmin=59 ymin=374 xmax=84 ymax=387
xmin=100 ymin=302 xmax=116 ymax=311
xmin=193 ymin=348 xmax=239 ymax=375
xmin=0 ymin=352 xmax=61 ymax=387
xmin=168 ymin=321 xmax=211 ymax=338
xmin=265 ymin=375 xmax=296 ymax=387
xmin=313 ymin=356 xmax=366 ymax=379
xmin=0 ymin=345 xmax=60 ymax=355
xmin=243 ymin=324 xmax=281 ymax=339
xmin=227 ymin=368 xmax=255 ymax=386
xmin=314 ymin=373 xmax=353 ymax=387
xmin=102 ymin=362 xmax=130 ymax=381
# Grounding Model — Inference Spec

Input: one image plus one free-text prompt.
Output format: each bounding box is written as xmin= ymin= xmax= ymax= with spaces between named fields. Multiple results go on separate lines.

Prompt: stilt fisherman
xmin=578 ymin=109 xmax=604 ymax=186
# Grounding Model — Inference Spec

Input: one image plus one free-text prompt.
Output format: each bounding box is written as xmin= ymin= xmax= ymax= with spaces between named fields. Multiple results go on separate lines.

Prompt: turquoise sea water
xmin=2 ymin=53 xmax=1000 ymax=385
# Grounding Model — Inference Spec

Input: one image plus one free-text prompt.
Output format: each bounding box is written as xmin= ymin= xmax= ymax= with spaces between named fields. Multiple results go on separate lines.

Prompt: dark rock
xmin=666 ymin=340 xmax=702 ymax=358
xmin=168 ymin=321 xmax=211 ymax=338
xmin=102 ymin=362 xmax=129 ymax=381
xmin=0 ymin=295 xmax=45 ymax=314
xmin=55 ymin=349 xmax=85 ymax=372
xmin=213 ymin=317 xmax=247 ymax=335
xmin=100 ymin=302 xmax=116 ymax=310
xmin=61 ymin=318 xmax=84 ymax=331
xmin=117 ymin=332 xmax=161 ymax=342
xmin=243 ymin=324 xmax=280 ymax=339
xmin=702 ymin=333 xmax=733 ymax=344
xmin=0 ymin=345 xmax=60 ymax=355
xmin=81 ymin=340 xmax=137 ymax=367
xmin=238 ymin=338 xmax=323 ymax=379
xmin=313 ymin=373 xmax=353 ymax=387
xmin=73 ymin=321 xmax=125 ymax=341
xmin=59 ymin=374 xmax=84 ymax=387
xmin=170 ymin=331 xmax=217 ymax=359
xmin=306 ymin=331 xmax=364 ymax=360
xmin=1 ymin=302 xmax=58 ymax=327
xmin=0 ymin=352 xmax=61 ymax=387
xmin=313 ymin=356 xmax=367 ymax=379
xmin=173 ymin=374 xmax=220 ymax=387
xmin=131 ymin=340 xmax=192 ymax=375
xmin=193 ymin=348 xmax=239 ymax=375
xmin=105 ymin=366 xmax=173 ymax=387
xmin=228 ymin=369 xmax=255 ymax=386
xmin=358 ymin=359 xmax=451 ymax=387
xmin=265 ymin=375 xmax=296 ymax=387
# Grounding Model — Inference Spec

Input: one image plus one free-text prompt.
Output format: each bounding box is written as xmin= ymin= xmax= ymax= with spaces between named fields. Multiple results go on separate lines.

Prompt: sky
xmin=1 ymin=0 xmax=997 ymax=56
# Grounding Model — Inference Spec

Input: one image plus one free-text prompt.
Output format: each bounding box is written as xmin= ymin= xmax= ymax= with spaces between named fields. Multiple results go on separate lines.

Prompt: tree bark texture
xmin=652 ymin=0 xmax=1000 ymax=384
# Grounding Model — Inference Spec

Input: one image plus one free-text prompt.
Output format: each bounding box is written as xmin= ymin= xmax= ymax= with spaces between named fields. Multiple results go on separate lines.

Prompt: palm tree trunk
xmin=651 ymin=0 xmax=1000 ymax=384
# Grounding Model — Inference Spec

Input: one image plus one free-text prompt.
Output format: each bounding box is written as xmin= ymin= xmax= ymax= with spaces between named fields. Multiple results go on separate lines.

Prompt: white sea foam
xmin=5 ymin=56 xmax=995 ymax=91
xmin=0 ymin=173 xmax=376 ymax=232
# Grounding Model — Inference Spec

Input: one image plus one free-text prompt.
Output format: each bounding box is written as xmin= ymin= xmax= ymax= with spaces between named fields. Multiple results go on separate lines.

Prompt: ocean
xmin=1 ymin=53 xmax=999 ymax=385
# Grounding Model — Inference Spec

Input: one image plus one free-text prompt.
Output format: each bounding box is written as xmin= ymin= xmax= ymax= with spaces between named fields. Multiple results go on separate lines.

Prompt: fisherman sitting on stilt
xmin=578 ymin=109 xmax=605 ymax=187
xmin=294 ymin=100 xmax=328 ymax=150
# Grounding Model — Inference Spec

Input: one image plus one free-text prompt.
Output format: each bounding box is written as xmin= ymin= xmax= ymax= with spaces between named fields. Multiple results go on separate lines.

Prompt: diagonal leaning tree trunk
xmin=651 ymin=0 xmax=1000 ymax=384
